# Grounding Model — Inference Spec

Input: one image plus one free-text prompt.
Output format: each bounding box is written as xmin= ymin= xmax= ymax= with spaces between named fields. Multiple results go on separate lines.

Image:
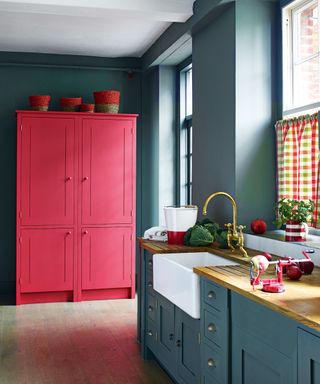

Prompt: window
xmin=283 ymin=0 xmax=320 ymax=116
xmin=178 ymin=64 xmax=193 ymax=205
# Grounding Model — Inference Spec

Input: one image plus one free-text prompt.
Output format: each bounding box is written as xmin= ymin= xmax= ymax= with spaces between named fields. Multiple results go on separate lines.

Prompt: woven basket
xmin=29 ymin=95 xmax=50 ymax=110
xmin=31 ymin=105 xmax=49 ymax=111
xmin=95 ymin=104 xmax=119 ymax=113
xmin=60 ymin=97 xmax=82 ymax=112
xmin=80 ymin=103 xmax=95 ymax=112
xmin=93 ymin=90 xmax=120 ymax=105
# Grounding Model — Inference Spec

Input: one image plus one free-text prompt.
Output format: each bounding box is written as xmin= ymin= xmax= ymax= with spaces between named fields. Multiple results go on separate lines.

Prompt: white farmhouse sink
xmin=153 ymin=252 xmax=238 ymax=319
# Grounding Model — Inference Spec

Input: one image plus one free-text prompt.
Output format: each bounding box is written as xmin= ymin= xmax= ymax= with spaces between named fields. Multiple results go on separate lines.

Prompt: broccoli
xmin=189 ymin=225 xmax=214 ymax=247
xmin=183 ymin=227 xmax=193 ymax=246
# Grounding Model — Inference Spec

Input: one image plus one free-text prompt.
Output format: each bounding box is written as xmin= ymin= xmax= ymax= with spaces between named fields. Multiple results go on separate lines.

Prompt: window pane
xmin=294 ymin=1 xmax=318 ymax=61
xmin=293 ymin=55 xmax=320 ymax=107
xmin=186 ymin=69 xmax=192 ymax=116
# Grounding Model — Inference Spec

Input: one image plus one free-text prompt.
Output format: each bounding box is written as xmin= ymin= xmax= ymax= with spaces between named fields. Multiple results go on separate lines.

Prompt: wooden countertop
xmin=139 ymin=238 xmax=320 ymax=332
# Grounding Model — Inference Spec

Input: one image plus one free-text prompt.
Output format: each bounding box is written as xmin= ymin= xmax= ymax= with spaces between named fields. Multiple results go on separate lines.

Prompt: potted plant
xmin=274 ymin=198 xmax=314 ymax=241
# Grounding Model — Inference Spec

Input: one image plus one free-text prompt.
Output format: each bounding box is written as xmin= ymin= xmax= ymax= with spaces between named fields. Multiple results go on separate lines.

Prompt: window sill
xmin=244 ymin=231 xmax=320 ymax=266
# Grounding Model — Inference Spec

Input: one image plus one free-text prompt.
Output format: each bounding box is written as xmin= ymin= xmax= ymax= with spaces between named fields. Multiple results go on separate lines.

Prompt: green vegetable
xmin=189 ymin=225 xmax=214 ymax=247
xmin=203 ymin=222 xmax=220 ymax=237
xmin=215 ymin=229 xmax=228 ymax=249
xmin=183 ymin=227 xmax=193 ymax=246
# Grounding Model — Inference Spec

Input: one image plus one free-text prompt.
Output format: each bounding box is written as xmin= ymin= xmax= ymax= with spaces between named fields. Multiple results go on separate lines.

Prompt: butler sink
xmin=153 ymin=252 xmax=238 ymax=319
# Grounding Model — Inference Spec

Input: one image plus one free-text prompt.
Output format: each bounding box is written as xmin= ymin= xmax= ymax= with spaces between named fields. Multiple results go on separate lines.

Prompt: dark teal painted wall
xmin=192 ymin=3 xmax=236 ymax=223
xmin=0 ymin=52 xmax=142 ymax=293
xmin=142 ymin=0 xmax=279 ymax=229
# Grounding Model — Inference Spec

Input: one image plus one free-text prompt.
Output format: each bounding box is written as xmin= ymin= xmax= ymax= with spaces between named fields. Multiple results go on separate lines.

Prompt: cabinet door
xmin=20 ymin=229 xmax=74 ymax=292
xmin=232 ymin=326 xmax=294 ymax=384
xmin=81 ymin=118 xmax=134 ymax=225
xmin=175 ymin=308 xmax=201 ymax=384
xmin=156 ymin=294 xmax=176 ymax=373
xmin=81 ymin=227 xmax=132 ymax=290
xmin=298 ymin=329 xmax=320 ymax=384
xmin=20 ymin=117 xmax=75 ymax=225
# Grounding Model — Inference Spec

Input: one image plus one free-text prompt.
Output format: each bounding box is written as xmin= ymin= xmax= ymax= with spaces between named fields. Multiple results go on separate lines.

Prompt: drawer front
xmin=147 ymin=294 xmax=157 ymax=322
xmin=203 ymin=342 xmax=227 ymax=384
xmin=203 ymin=279 xmax=228 ymax=312
xmin=146 ymin=268 xmax=155 ymax=295
xmin=146 ymin=319 xmax=157 ymax=352
xmin=204 ymin=308 xmax=225 ymax=347
xmin=146 ymin=253 xmax=154 ymax=270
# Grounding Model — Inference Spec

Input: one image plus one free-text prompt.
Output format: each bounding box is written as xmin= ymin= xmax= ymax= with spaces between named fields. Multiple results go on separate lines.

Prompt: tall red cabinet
xmin=16 ymin=111 xmax=137 ymax=304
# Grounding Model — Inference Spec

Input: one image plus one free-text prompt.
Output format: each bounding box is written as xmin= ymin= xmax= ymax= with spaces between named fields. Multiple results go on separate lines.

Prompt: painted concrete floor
xmin=0 ymin=297 xmax=173 ymax=384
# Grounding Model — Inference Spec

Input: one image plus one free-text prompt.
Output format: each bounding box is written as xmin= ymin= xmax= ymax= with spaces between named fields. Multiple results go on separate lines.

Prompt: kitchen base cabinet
xmin=232 ymin=326 xmax=294 ymax=384
xmin=139 ymin=249 xmax=201 ymax=384
xmin=298 ymin=329 xmax=320 ymax=384
xmin=175 ymin=308 xmax=201 ymax=384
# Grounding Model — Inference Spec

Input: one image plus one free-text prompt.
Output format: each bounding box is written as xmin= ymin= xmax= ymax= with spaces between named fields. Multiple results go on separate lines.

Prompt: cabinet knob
xmin=147 ymin=330 xmax=153 ymax=337
xmin=207 ymin=358 xmax=216 ymax=368
xmin=207 ymin=291 xmax=216 ymax=299
xmin=207 ymin=323 xmax=216 ymax=333
xmin=148 ymin=306 xmax=153 ymax=312
xmin=148 ymin=260 xmax=153 ymax=266
xmin=176 ymin=340 xmax=181 ymax=347
xmin=147 ymin=282 xmax=153 ymax=288
xmin=66 ymin=231 xmax=72 ymax=235
xmin=83 ymin=176 xmax=89 ymax=181
xmin=83 ymin=230 xmax=88 ymax=235
xmin=169 ymin=333 xmax=174 ymax=341
xmin=66 ymin=176 xmax=72 ymax=181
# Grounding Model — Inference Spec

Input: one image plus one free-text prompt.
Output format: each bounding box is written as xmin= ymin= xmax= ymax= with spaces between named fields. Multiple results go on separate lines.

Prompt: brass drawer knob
xmin=207 ymin=291 xmax=216 ymax=299
xmin=207 ymin=323 xmax=216 ymax=333
xmin=208 ymin=358 xmax=216 ymax=368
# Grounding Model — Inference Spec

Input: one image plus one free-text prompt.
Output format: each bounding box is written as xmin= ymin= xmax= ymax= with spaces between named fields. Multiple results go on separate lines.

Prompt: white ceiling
xmin=0 ymin=0 xmax=194 ymax=58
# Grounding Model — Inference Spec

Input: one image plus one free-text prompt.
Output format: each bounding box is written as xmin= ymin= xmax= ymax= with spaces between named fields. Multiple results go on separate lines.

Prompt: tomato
xmin=250 ymin=219 xmax=267 ymax=234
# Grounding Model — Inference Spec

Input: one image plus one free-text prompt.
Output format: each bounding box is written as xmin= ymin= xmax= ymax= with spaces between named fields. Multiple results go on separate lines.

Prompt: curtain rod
xmin=0 ymin=61 xmax=142 ymax=73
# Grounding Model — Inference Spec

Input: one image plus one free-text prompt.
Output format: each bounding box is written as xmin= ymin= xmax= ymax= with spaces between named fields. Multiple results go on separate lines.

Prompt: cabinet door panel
xmin=156 ymin=294 xmax=176 ymax=372
xmin=298 ymin=329 xmax=320 ymax=384
xmin=81 ymin=119 xmax=133 ymax=224
xmin=81 ymin=227 xmax=132 ymax=290
xmin=232 ymin=326 xmax=294 ymax=384
xmin=175 ymin=308 xmax=201 ymax=384
xmin=20 ymin=117 xmax=75 ymax=225
xmin=20 ymin=229 xmax=74 ymax=292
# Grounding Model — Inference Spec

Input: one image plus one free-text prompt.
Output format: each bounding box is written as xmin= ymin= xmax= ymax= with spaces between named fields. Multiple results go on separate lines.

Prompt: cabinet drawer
xmin=147 ymin=294 xmax=157 ymax=322
xmin=203 ymin=342 xmax=227 ymax=384
xmin=146 ymin=253 xmax=154 ymax=270
xmin=146 ymin=268 xmax=155 ymax=295
xmin=145 ymin=319 xmax=157 ymax=352
xmin=203 ymin=279 xmax=228 ymax=312
xmin=204 ymin=308 xmax=225 ymax=347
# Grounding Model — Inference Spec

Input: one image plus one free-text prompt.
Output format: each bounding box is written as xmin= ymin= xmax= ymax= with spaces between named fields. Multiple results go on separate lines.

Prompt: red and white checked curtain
xmin=275 ymin=113 xmax=320 ymax=227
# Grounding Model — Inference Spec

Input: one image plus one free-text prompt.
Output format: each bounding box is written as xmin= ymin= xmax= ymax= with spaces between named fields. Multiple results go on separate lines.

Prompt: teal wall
xmin=142 ymin=0 xmax=279 ymax=230
xmin=0 ymin=52 xmax=142 ymax=293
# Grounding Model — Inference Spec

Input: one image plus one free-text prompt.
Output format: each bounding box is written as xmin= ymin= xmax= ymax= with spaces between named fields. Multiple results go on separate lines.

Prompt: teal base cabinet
xmin=138 ymin=247 xmax=320 ymax=384
xmin=298 ymin=329 xmax=320 ymax=384
xmin=139 ymin=249 xmax=201 ymax=384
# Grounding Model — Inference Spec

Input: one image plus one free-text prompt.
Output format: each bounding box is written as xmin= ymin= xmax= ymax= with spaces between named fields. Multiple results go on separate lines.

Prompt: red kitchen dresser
xmin=16 ymin=111 xmax=137 ymax=304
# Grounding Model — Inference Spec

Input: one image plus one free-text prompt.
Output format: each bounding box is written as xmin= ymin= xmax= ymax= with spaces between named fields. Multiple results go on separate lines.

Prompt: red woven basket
xmin=29 ymin=95 xmax=51 ymax=111
xmin=80 ymin=103 xmax=95 ymax=112
xmin=60 ymin=97 xmax=82 ymax=106
xmin=93 ymin=90 xmax=120 ymax=105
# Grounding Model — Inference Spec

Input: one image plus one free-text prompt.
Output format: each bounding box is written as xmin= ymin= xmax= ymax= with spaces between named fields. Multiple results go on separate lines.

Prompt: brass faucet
xmin=202 ymin=192 xmax=248 ymax=257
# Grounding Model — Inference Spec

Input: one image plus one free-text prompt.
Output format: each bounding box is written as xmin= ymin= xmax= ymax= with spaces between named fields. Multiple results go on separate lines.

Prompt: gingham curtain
xmin=275 ymin=113 xmax=320 ymax=227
